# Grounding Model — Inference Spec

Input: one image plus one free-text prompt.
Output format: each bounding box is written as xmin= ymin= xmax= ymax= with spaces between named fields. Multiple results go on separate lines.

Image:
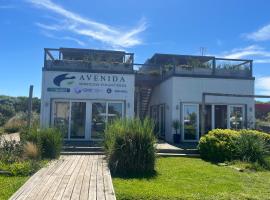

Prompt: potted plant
xmin=172 ymin=120 xmax=181 ymax=144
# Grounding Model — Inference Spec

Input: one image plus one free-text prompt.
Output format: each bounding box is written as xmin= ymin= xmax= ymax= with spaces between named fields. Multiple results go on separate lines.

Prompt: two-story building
xmin=40 ymin=48 xmax=255 ymax=143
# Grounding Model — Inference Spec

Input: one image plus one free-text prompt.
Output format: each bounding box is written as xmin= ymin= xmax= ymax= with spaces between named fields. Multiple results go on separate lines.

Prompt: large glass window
xmin=53 ymin=102 xmax=70 ymax=138
xmin=199 ymin=105 xmax=212 ymax=135
xmin=108 ymin=103 xmax=123 ymax=123
xmin=91 ymin=102 xmax=123 ymax=140
xmin=183 ymin=104 xmax=198 ymax=141
xmin=230 ymin=106 xmax=244 ymax=129
xmin=70 ymin=102 xmax=86 ymax=139
xmin=91 ymin=103 xmax=106 ymax=140
xmin=215 ymin=105 xmax=227 ymax=129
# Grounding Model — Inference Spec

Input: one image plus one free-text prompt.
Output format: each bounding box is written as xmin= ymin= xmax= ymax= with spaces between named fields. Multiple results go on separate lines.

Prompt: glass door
xmin=91 ymin=102 xmax=106 ymax=140
xmin=53 ymin=101 xmax=70 ymax=139
xmin=70 ymin=102 xmax=86 ymax=139
xmin=91 ymin=101 xmax=124 ymax=140
xmin=159 ymin=104 xmax=165 ymax=138
xmin=182 ymin=104 xmax=199 ymax=141
xmin=53 ymin=100 xmax=87 ymax=140
xmin=229 ymin=105 xmax=244 ymax=129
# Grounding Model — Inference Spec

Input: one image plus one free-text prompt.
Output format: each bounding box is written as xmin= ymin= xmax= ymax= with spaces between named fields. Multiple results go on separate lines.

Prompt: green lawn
xmin=0 ymin=175 xmax=28 ymax=200
xmin=113 ymin=157 xmax=270 ymax=200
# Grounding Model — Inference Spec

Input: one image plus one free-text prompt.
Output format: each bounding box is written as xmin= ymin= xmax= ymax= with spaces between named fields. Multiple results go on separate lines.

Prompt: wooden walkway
xmin=10 ymin=155 xmax=116 ymax=200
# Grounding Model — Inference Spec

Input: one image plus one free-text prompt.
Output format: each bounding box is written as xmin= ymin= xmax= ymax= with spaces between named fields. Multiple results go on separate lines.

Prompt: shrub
xmin=0 ymin=139 xmax=23 ymax=163
xmin=3 ymin=112 xmax=28 ymax=133
xmin=198 ymin=129 xmax=239 ymax=162
xmin=39 ymin=128 xmax=63 ymax=159
xmin=23 ymin=142 xmax=40 ymax=160
xmin=239 ymin=129 xmax=270 ymax=145
xmin=104 ymin=118 xmax=156 ymax=175
xmin=235 ymin=132 xmax=269 ymax=163
xmin=0 ymin=160 xmax=45 ymax=176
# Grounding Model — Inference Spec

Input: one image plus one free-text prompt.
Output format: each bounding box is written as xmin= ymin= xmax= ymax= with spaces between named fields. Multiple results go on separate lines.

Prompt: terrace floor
xmin=9 ymin=155 xmax=116 ymax=200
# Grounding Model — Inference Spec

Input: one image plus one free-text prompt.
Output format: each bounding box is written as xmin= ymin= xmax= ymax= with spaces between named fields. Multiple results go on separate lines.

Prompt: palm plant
xmin=172 ymin=120 xmax=181 ymax=134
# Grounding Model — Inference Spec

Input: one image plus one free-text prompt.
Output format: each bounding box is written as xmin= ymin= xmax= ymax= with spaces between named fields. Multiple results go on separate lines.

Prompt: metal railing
xmin=44 ymin=48 xmax=134 ymax=73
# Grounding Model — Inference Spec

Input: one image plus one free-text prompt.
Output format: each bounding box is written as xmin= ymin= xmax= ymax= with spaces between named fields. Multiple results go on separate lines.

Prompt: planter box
xmin=173 ymin=134 xmax=181 ymax=144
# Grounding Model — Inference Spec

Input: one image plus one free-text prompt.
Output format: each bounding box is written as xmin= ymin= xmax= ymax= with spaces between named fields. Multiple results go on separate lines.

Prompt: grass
xmin=113 ymin=157 xmax=270 ymax=200
xmin=0 ymin=175 xmax=28 ymax=200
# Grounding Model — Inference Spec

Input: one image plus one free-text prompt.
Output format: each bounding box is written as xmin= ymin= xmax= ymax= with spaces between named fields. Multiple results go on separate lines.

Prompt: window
xmin=229 ymin=105 xmax=244 ymax=129
xmin=70 ymin=102 xmax=86 ymax=139
xmin=91 ymin=102 xmax=124 ymax=139
xmin=183 ymin=104 xmax=199 ymax=141
xmin=53 ymin=101 xmax=70 ymax=138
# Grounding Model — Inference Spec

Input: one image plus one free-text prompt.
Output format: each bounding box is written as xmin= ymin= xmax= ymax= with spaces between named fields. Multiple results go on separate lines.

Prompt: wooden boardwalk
xmin=10 ymin=155 xmax=116 ymax=200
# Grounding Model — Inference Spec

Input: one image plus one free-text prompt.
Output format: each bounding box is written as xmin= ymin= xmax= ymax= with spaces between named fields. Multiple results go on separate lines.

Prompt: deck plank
xmin=80 ymin=156 xmax=93 ymax=200
xmin=9 ymin=155 xmax=115 ymax=200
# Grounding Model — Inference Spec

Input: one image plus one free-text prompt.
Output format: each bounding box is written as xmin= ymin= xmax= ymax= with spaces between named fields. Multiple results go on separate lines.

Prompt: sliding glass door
xmin=70 ymin=102 xmax=86 ymax=139
xmin=52 ymin=100 xmax=124 ymax=140
xmin=182 ymin=104 xmax=199 ymax=141
xmin=91 ymin=101 xmax=124 ymax=140
xmin=229 ymin=105 xmax=244 ymax=129
xmin=53 ymin=101 xmax=70 ymax=139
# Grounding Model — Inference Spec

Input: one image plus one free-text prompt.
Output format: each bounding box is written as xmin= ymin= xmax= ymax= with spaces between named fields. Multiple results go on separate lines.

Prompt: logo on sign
xmin=106 ymin=88 xmax=112 ymax=94
xmin=53 ymin=73 xmax=76 ymax=87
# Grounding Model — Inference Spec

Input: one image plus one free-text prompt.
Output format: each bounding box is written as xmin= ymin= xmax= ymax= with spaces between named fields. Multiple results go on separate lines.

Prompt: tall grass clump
xmin=104 ymin=118 xmax=156 ymax=176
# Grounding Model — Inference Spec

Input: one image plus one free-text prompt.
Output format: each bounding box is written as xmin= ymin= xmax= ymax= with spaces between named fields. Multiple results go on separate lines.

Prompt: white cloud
xmin=41 ymin=31 xmax=86 ymax=46
xmin=221 ymin=45 xmax=270 ymax=59
xmin=245 ymin=24 xmax=270 ymax=41
xmin=256 ymin=76 xmax=270 ymax=95
xmin=26 ymin=0 xmax=147 ymax=48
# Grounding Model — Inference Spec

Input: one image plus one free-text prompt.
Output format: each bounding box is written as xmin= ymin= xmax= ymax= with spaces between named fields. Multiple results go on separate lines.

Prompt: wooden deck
xmin=9 ymin=155 xmax=116 ymax=200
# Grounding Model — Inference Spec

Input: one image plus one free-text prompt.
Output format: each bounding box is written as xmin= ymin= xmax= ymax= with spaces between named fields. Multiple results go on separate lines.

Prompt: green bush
xmin=104 ymin=118 xmax=156 ymax=176
xmin=0 ymin=140 xmax=23 ymax=163
xmin=235 ymin=132 xmax=269 ymax=163
xmin=39 ymin=128 xmax=63 ymax=159
xmin=198 ymin=129 xmax=239 ymax=162
xmin=21 ymin=127 xmax=63 ymax=159
xmin=0 ymin=160 xmax=46 ymax=176
xmin=239 ymin=129 xmax=270 ymax=145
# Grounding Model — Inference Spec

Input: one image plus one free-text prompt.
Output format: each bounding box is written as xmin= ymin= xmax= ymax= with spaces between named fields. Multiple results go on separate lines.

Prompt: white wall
xmin=149 ymin=76 xmax=255 ymax=142
xmin=149 ymin=78 xmax=173 ymax=141
xmin=40 ymin=71 xmax=135 ymax=128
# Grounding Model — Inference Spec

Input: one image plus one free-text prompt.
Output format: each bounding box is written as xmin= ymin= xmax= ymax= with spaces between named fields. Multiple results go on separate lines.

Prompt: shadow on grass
xmin=111 ymin=170 xmax=158 ymax=180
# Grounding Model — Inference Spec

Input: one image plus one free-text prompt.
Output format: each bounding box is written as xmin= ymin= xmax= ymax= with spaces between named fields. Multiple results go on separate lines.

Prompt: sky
xmin=1 ymin=0 xmax=270 ymax=98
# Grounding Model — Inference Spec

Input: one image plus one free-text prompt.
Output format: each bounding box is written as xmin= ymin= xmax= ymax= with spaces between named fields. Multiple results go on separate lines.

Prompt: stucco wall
xmin=40 ymin=71 xmax=135 ymax=128
xmin=149 ymin=76 xmax=255 ymax=142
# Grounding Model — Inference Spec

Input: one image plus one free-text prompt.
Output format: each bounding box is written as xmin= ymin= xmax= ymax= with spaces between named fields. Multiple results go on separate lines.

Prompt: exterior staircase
xmin=138 ymin=87 xmax=153 ymax=119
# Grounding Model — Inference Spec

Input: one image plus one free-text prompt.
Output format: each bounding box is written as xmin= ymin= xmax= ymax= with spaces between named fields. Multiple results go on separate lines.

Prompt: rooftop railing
xmin=44 ymin=48 xmax=134 ymax=73
xmin=141 ymin=56 xmax=252 ymax=78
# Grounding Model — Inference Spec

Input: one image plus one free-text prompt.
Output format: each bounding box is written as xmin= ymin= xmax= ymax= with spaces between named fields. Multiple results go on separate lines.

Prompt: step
xmin=60 ymin=151 xmax=105 ymax=155
xmin=157 ymin=153 xmax=200 ymax=158
xmin=62 ymin=146 xmax=104 ymax=152
xmin=157 ymin=148 xmax=199 ymax=154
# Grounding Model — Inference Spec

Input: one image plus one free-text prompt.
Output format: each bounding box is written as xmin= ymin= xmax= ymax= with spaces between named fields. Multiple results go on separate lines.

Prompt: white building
xmin=41 ymin=48 xmax=255 ymax=143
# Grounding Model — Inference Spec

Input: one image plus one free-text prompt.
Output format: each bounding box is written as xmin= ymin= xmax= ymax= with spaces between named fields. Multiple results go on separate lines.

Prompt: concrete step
xmin=62 ymin=146 xmax=104 ymax=152
xmin=61 ymin=151 xmax=105 ymax=155
xmin=157 ymin=152 xmax=200 ymax=158
xmin=157 ymin=148 xmax=199 ymax=154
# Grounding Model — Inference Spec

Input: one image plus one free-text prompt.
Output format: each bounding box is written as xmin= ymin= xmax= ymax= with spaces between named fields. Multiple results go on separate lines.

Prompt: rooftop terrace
xmin=44 ymin=48 xmax=134 ymax=73
xmin=139 ymin=53 xmax=253 ymax=79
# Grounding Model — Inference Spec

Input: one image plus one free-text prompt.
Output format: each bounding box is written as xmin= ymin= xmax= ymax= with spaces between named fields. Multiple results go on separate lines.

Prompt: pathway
xmin=9 ymin=155 xmax=116 ymax=200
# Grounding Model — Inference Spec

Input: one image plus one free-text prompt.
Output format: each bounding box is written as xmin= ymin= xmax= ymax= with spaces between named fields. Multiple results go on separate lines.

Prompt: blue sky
xmin=1 ymin=0 xmax=270 ymax=97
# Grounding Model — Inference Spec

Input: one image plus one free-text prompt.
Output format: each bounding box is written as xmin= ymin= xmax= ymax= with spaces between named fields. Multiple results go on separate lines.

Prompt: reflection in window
xmin=230 ymin=106 xmax=243 ymax=129
xmin=91 ymin=103 xmax=106 ymax=139
xmin=183 ymin=105 xmax=198 ymax=140
xmin=70 ymin=102 xmax=86 ymax=139
xmin=108 ymin=103 xmax=122 ymax=121
xmin=54 ymin=102 xmax=69 ymax=138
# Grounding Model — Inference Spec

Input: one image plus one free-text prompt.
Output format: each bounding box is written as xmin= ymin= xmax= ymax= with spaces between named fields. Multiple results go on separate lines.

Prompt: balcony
xmin=143 ymin=54 xmax=253 ymax=79
xmin=44 ymin=48 xmax=134 ymax=73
